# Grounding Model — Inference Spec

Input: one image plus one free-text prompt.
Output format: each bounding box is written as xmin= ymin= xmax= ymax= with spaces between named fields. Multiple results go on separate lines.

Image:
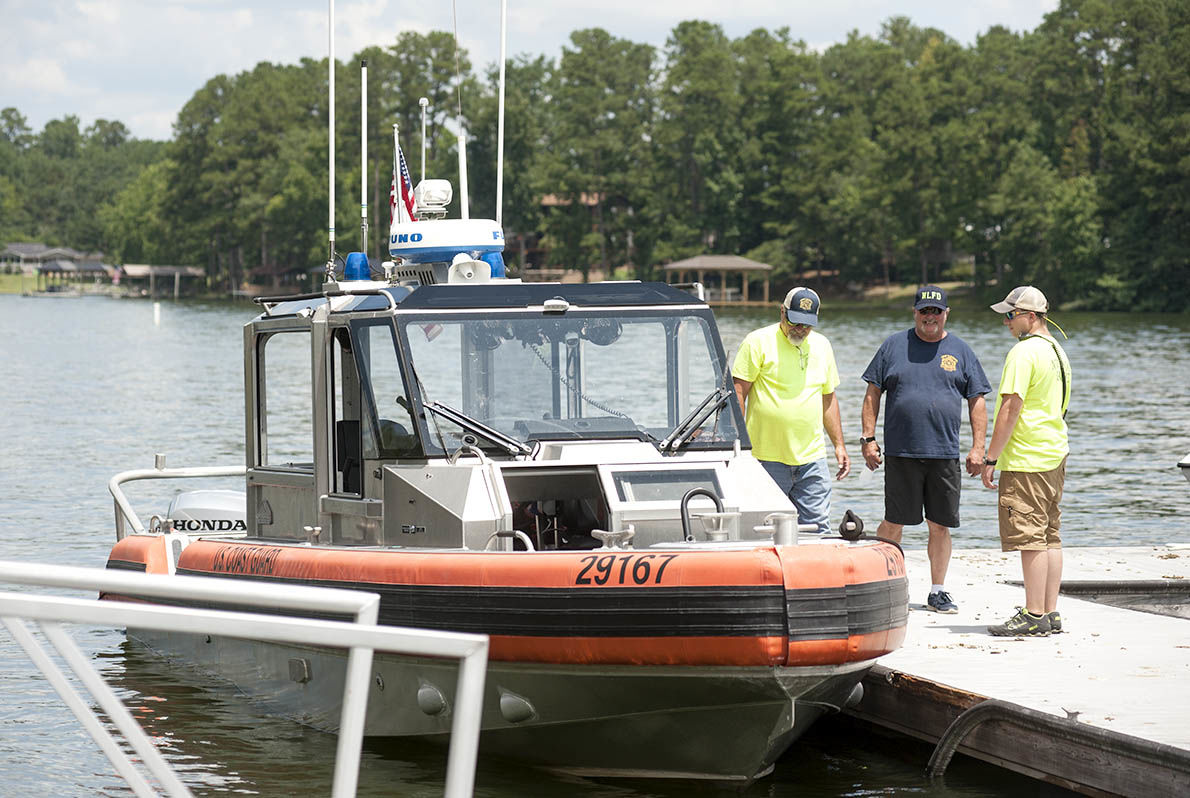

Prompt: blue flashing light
xmin=344 ymin=252 xmax=369 ymax=280
xmin=480 ymin=251 xmax=506 ymax=279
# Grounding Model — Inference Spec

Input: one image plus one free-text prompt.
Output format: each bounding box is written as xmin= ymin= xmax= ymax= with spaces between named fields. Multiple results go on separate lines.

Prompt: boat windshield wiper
xmin=423 ymin=401 xmax=533 ymax=457
xmin=658 ymin=387 xmax=730 ymax=453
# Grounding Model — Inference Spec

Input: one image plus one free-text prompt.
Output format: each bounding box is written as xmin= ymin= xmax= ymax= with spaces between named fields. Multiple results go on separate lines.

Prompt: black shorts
xmin=884 ymin=455 xmax=962 ymax=528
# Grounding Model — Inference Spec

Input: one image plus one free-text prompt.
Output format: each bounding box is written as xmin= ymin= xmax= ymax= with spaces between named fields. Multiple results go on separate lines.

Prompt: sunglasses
xmin=917 ymin=307 xmax=944 ymax=316
xmin=1004 ymin=309 xmax=1030 ymax=320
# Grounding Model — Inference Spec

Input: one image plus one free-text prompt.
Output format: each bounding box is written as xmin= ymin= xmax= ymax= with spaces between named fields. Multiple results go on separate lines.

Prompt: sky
xmin=2 ymin=1 xmax=1060 ymax=142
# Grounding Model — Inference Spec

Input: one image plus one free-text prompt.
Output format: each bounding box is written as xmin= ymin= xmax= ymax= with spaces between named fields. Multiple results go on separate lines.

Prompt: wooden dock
xmin=846 ymin=545 xmax=1190 ymax=797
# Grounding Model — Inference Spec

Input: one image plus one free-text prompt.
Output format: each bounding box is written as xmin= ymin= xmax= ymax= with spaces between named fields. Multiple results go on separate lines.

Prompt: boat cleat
xmin=592 ymin=525 xmax=635 ymax=550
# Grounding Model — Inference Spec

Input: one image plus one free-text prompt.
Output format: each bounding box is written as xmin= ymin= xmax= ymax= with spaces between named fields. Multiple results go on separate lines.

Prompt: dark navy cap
xmin=783 ymin=287 xmax=820 ymax=326
xmin=914 ymin=285 xmax=948 ymax=310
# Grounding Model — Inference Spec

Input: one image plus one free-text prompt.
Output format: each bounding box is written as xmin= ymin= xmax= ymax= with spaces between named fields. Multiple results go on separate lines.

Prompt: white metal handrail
xmin=108 ymin=455 xmax=246 ymax=539
xmin=0 ymin=560 xmax=489 ymax=798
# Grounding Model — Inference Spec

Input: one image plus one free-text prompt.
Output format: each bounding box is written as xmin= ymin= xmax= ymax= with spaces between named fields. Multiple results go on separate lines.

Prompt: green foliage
xmin=98 ymin=160 xmax=174 ymax=263
xmin=3 ymin=7 xmax=1188 ymax=309
xmin=537 ymin=28 xmax=656 ymax=278
xmin=0 ymin=175 xmax=25 ymax=241
xmin=467 ymin=54 xmax=553 ymax=258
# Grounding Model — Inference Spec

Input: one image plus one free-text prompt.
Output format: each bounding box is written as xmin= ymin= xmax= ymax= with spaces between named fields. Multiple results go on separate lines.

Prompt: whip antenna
xmin=451 ymin=0 xmax=469 ymax=219
xmin=326 ymin=0 xmax=336 ymax=269
xmin=419 ymin=97 xmax=428 ymax=183
xmin=360 ymin=59 xmax=368 ymax=256
xmin=496 ymin=0 xmax=507 ymax=225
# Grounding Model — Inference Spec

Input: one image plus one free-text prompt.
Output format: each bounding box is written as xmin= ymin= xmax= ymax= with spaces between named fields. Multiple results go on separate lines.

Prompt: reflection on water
xmin=2 ymin=295 xmax=1181 ymax=795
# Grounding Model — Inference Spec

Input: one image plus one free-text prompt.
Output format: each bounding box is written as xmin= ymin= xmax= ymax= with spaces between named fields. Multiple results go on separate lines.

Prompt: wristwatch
xmin=859 ymin=436 xmax=877 ymax=446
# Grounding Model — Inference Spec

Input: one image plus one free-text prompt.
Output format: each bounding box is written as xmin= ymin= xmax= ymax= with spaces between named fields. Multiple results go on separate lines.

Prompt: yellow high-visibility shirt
xmin=732 ymin=325 xmax=839 ymax=466
xmin=995 ymin=334 xmax=1070 ymax=472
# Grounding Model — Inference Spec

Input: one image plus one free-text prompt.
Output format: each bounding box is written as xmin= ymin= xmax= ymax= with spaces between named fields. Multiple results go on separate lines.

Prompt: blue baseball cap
xmin=914 ymin=285 xmax=948 ymax=310
xmin=783 ymin=287 xmax=820 ymax=326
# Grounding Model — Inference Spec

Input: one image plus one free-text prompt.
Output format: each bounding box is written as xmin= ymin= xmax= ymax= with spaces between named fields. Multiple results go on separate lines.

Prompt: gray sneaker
xmin=1046 ymin=611 xmax=1063 ymax=633
xmin=927 ymin=590 xmax=958 ymax=614
xmin=988 ymin=608 xmax=1051 ymax=637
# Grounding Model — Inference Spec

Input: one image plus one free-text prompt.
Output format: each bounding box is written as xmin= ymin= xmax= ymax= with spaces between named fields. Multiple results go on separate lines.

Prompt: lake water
xmin=2 ymin=294 xmax=1187 ymax=796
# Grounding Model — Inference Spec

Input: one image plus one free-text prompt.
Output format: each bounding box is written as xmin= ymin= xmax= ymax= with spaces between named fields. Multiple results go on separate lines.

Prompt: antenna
xmin=496 ymin=0 xmax=507 ymax=225
xmin=360 ymin=59 xmax=368 ymax=256
xmin=326 ymin=0 xmax=335 ymax=267
xmin=450 ymin=0 xmax=468 ymax=220
xmin=419 ymin=97 xmax=428 ymax=183
xmin=457 ymin=128 xmax=469 ymax=220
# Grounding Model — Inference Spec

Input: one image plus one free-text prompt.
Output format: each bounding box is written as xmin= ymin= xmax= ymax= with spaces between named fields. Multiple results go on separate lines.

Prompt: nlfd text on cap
xmin=914 ymin=285 xmax=948 ymax=310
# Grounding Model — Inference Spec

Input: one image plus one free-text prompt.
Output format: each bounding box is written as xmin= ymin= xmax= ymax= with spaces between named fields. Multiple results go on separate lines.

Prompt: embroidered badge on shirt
xmin=939 ymin=354 xmax=958 ymax=372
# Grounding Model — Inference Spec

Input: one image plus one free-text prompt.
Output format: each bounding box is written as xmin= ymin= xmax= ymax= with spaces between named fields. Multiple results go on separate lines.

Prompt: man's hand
xmin=981 ymin=464 xmax=997 ymax=489
xmin=862 ymin=440 xmax=882 ymax=471
xmin=965 ymin=446 xmax=984 ymax=476
xmin=834 ymin=445 xmax=851 ymax=480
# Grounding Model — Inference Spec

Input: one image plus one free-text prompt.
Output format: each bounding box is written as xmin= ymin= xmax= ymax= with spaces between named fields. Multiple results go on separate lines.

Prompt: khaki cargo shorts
xmin=997 ymin=457 xmax=1067 ymax=551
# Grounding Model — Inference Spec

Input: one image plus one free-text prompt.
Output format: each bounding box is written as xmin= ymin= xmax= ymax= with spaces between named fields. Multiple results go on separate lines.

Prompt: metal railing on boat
xmin=0 ymin=560 xmax=489 ymax=798
xmin=109 ymin=455 xmax=247 ymax=539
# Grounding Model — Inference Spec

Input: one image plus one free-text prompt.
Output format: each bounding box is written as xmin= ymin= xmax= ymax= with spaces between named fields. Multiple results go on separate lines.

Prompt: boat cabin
xmin=245 ymin=276 xmax=794 ymax=551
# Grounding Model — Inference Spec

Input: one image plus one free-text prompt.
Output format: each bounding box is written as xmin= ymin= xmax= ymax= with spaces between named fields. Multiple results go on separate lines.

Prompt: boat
xmin=103 ymin=256 xmax=907 ymax=780
xmin=1180 ymin=452 xmax=1190 ymax=484
xmin=99 ymin=10 xmax=907 ymax=783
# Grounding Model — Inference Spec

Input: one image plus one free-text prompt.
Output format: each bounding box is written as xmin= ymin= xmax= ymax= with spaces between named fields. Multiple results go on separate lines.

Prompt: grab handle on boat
xmin=447 ymin=441 xmax=489 ymax=464
xmin=483 ymin=530 xmax=535 ymax=552
xmin=679 ymin=488 xmax=724 ymax=542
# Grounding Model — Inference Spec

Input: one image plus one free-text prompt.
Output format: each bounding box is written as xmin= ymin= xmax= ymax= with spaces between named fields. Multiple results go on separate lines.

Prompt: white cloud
xmin=127 ymin=109 xmax=178 ymax=141
xmin=1 ymin=58 xmax=73 ymax=95
xmin=77 ymin=0 xmax=120 ymax=25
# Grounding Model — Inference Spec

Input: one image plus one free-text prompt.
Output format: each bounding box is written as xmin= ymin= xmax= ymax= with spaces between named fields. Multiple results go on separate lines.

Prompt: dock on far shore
xmin=847 ymin=545 xmax=1190 ymax=797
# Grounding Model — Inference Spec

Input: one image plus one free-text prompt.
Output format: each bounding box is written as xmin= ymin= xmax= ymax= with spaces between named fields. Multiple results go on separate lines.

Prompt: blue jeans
xmin=760 ymin=458 xmax=832 ymax=534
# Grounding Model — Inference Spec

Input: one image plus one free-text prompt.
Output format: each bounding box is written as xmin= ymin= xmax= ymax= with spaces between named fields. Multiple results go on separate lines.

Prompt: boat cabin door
xmin=320 ymin=318 xmax=421 ymax=544
xmin=245 ymin=318 xmax=320 ymax=542
xmin=246 ymin=307 xmax=420 ymax=545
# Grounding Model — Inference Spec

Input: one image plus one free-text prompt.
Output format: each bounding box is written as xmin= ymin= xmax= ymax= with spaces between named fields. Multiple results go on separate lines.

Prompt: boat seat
xmin=335 ymin=420 xmax=362 ymax=494
xmin=378 ymin=418 xmax=419 ymax=458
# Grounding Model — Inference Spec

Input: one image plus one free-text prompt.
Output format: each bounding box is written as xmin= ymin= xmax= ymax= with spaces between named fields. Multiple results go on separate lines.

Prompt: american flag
xmin=390 ymin=140 xmax=418 ymax=223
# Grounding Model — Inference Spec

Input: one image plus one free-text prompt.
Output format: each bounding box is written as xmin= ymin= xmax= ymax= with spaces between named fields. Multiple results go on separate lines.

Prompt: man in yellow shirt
xmin=732 ymin=287 xmax=851 ymax=533
xmin=981 ymin=286 xmax=1071 ymax=636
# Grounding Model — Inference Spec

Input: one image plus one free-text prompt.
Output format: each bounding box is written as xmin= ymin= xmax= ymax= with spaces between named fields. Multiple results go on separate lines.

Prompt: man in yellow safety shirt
xmin=982 ymin=285 xmax=1072 ymax=637
xmin=732 ymin=287 xmax=851 ymax=533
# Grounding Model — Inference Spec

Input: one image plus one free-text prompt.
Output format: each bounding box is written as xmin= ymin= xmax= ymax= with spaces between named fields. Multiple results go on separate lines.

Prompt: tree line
xmin=1 ymin=0 xmax=1187 ymax=309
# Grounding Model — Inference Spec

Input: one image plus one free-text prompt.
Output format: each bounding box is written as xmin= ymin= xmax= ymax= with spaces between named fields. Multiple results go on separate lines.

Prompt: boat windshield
xmin=396 ymin=309 xmax=742 ymax=455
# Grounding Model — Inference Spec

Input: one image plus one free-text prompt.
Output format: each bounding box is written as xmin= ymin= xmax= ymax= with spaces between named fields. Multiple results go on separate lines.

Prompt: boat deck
xmin=846 ymin=545 xmax=1190 ymax=796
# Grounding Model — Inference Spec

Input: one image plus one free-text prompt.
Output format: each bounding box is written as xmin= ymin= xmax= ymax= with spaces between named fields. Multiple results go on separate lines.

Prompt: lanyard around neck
xmin=1021 ymin=334 xmax=1068 ymax=418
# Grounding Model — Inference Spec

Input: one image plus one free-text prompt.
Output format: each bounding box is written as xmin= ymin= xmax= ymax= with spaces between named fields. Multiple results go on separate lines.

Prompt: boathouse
xmin=120 ymin=264 xmax=207 ymax=298
xmin=660 ymin=254 xmax=774 ymax=305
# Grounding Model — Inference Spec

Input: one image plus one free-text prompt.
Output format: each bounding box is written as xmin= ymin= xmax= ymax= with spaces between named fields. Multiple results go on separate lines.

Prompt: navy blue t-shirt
xmin=862 ymin=330 xmax=991 ymax=459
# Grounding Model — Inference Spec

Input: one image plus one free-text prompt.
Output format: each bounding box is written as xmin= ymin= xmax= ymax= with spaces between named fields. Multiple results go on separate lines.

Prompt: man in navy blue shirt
xmin=860 ymin=286 xmax=990 ymax=613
